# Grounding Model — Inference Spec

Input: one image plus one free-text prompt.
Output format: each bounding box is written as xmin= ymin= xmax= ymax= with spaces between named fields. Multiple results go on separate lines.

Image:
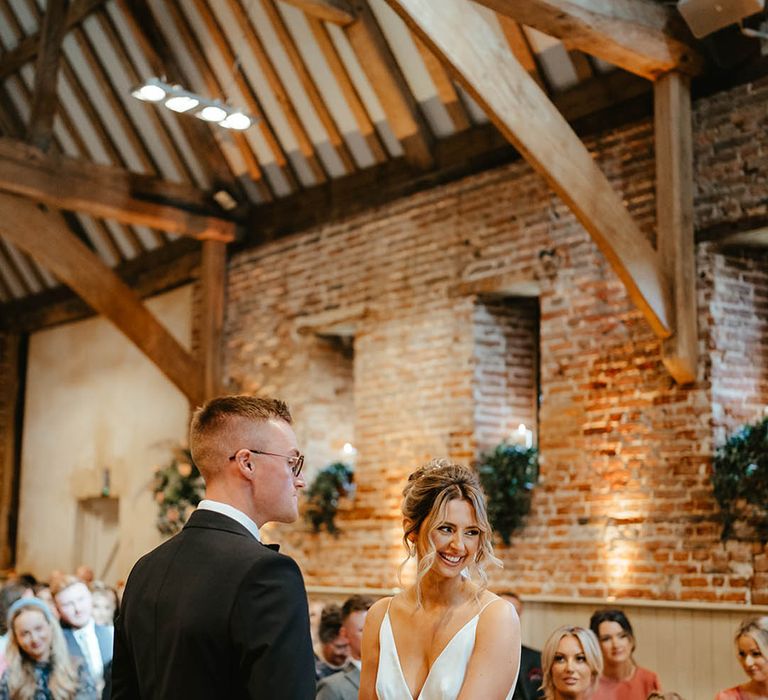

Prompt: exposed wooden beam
xmin=0 ymin=137 xmax=235 ymax=241
xmin=0 ymin=238 xmax=199 ymax=333
xmin=257 ymin=0 xmax=357 ymax=172
xmin=304 ymin=13 xmax=388 ymax=163
xmin=386 ymin=0 xmax=672 ymax=338
xmin=0 ymin=331 xmax=23 ymax=567
xmin=410 ymin=31 xmax=471 ymax=131
xmin=280 ymin=0 xmax=356 ymax=25
xmin=0 ymin=0 xmax=106 ymax=80
xmin=495 ymin=14 xmax=546 ymax=89
xmin=344 ymin=0 xmax=434 ymax=169
xmin=200 ymin=240 xmax=227 ymax=399
xmin=118 ymin=0 xmax=246 ymax=201
xmin=163 ymin=0 xmax=271 ymax=197
xmin=0 ymin=193 xmax=203 ymax=405
xmin=656 ymin=73 xmax=697 ymax=384
xmin=27 ymin=0 xmax=69 ymax=151
xmin=239 ymin=68 xmax=651 ymax=239
xmin=471 ymin=0 xmax=703 ymax=80
xmin=215 ymin=0 xmax=328 ymax=184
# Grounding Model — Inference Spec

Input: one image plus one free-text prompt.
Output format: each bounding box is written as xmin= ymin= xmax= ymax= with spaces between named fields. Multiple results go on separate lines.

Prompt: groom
xmin=112 ymin=395 xmax=316 ymax=699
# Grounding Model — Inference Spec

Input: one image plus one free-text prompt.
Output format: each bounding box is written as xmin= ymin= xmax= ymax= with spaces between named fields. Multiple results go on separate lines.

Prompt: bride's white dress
xmin=375 ymin=600 xmax=517 ymax=700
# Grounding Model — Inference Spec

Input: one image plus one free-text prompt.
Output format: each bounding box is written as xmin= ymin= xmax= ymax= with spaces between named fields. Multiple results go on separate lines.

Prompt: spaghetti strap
xmin=478 ymin=596 xmax=504 ymax=615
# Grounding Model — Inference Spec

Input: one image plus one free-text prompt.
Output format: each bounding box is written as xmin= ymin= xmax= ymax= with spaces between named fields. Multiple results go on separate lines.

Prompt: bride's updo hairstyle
xmin=400 ymin=458 xmax=501 ymax=600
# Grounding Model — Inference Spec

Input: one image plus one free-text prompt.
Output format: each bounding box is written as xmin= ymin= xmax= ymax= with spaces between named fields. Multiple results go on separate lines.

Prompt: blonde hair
xmin=5 ymin=601 xmax=80 ymax=700
xmin=189 ymin=395 xmax=292 ymax=476
xmin=541 ymin=626 xmax=602 ymax=700
xmin=400 ymin=458 xmax=501 ymax=603
xmin=736 ymin=615 xmax=768 ymax=657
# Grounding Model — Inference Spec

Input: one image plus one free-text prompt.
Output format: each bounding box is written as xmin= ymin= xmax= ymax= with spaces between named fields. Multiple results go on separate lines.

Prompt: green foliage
xmin=305 ymin=462 xmax=355 ymax=535
xmin=712 ymin=415 xmax=768 ymax=542
xmin=153 ymin=445 xmax=205 ymax=536
xmin=477 ymin=443 xmax=538 ymax=545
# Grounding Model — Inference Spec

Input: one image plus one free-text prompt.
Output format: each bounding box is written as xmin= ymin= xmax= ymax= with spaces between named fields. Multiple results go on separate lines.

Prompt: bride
xmin=359 ymin=458 xmax=521 ymax=700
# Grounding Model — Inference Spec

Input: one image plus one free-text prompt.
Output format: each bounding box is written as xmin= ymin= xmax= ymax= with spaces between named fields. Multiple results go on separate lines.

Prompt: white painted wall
xmin=17 ymin=286 xmax=193 ymax=585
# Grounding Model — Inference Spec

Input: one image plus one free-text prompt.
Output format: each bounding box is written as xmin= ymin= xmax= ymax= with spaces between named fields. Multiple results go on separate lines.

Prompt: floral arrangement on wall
xmin=712 ymin=415 xmax=768 ymax=542
xmin=304 ymin=461 xmax=355 ymax=535
xmin=153 ymin=445 xmax=206 ymax=536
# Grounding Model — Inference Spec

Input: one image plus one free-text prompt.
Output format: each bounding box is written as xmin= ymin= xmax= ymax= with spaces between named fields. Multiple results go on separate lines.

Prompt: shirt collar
xmin=197 ymin=500 xmax=261 ymax=541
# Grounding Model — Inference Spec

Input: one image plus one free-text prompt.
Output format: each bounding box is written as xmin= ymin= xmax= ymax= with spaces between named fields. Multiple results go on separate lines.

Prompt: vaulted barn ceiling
xmin=0 ymin=0 xmax=765 ymax=397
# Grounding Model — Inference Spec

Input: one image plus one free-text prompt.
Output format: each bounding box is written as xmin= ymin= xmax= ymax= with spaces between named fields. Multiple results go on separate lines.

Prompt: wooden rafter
xmin=495 ymin=14 xmax=546 ymax=89
xmin=344 ymin=1 xmax=434 ymax=169
xmin=280 ymin=0 xmax=356 ymax=25
xmin=27 ymin=0 xmax=69 ymax=151
xmin=0 ymin=137 xmax=235 ymax=241
xmin=116 ymin=0 xmax=244 ymax=202
xmin=0 ymin=192 xmax=203 ymax=405
xmin=0 ymin=0 xmax=107 ymax=80
xmin=472 ymin=0 xmax=703 ymax=80
xmin=70 ymin=24 xmax=160 ymax=175
xmin=94 ymin=10 xmax=196 ymax=185
xmin=200 ymin=240 xmax=227 ymax=400
xmin=304 ymin=14 xmax=388 ymax=163
xmin=656 ymin=73 xmax=697 ymax=384
xmin=410 ymin=31 xmax=471 ymax=132
xmin=207 ymin=0 xmax=328 ymax=184
xmin=190 ymin=0 xmax=307 ymax=188
xmin=385 ymin=0 xmax=672 ymax=339
xmin=257 ymin=0 xmax=357 ymax=172
xmin=163 ymin=0 xmax=271 ymax=195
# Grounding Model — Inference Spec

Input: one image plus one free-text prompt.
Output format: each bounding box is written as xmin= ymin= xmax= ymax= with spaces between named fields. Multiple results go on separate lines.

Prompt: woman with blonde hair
xmin=715 ymin=616 xmax=768 ymax=700
xmin=541 ymin=626 xmax=602 ymax=700
xmin=359 ymin=458 xmax=520 ymax=700
xmin=0 ymin=598 xmax=96 ymax=700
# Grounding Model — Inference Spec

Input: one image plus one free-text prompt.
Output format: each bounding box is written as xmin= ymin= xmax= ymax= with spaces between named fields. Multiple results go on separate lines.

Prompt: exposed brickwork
xmin=224 ymin=78 xmax=768 ymax=603
xmin=472 ymin=297 xmax=539 ymax=454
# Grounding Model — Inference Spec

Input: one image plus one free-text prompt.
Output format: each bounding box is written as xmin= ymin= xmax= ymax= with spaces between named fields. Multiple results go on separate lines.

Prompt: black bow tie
xmin=265 ymin=543 xmax=280 ymax=552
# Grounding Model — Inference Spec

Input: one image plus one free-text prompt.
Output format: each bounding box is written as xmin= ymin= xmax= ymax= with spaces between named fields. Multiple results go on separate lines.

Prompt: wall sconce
xmin=131 ymin=77 xmax=253 ymax=130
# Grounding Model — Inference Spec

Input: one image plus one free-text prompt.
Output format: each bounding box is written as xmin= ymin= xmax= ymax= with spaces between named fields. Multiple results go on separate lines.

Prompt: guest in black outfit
xmin=500 ymin=592 xmax=544 ymax=700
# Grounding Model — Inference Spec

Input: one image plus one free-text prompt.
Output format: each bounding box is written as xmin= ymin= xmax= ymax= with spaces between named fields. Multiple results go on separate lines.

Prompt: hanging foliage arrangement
xmin=153 ymin=445 xmax=206 ymax=536
xmin=304 ymin=461 xmax=355 ymax=535
xmin=712 ymin=415 xmax=768 ymax=542
xmin=477 ymin=443 xmax=539 ymax=545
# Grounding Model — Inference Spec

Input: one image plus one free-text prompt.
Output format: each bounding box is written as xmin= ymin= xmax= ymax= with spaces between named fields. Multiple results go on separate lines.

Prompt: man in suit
xmin=316 ymin=595 xmax=372 ymax=700
xmin=53 ymin=576 xmax=113 ymax=696
xmin=112 ymin=395 xmax=316 ymax=699
xmin=500 ymin=592 xmax=544 ymax=700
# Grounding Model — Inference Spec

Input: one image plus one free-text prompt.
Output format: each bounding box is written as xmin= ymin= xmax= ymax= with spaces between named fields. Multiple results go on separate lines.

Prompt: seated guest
xmin=714 ymin=616 xmax=768 ymax=700
xmin=316 ymin=595 xmax=373 ymax=700
xmin=0 ymin=597 xmax=96 ymax=699
xmin=590 ymin=609 xmax=660 ymax=700
xmin=33 ymin=584 xmax=59 ymax=620
xmin=315 ymin=604 xmax=350 ymax=680
xmin=499 ymin=591 xmax=544 ymax=700
xmin=541 ymin=625 xmax=602 ymax=700
xmin=52 ymin=576 xmax=112 ymax=697
xmin=89 ymin=583 xmax=117 ymax=627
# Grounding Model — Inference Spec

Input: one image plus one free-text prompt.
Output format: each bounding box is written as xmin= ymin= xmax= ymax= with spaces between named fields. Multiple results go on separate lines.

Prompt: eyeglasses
xmin=228 ymin=449 xmax=304 ymax=477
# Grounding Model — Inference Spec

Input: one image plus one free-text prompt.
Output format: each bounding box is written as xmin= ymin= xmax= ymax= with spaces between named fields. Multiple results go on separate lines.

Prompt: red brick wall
xmin=224 ymin=78 xmax=768 ymax=602
xmin=473 ymin=297 xmax=539 ymax=454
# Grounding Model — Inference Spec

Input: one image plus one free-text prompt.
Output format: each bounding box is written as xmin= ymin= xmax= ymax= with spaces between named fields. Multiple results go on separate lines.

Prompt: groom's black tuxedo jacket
xmin=111 ymin=509 xmax=316 ymax=700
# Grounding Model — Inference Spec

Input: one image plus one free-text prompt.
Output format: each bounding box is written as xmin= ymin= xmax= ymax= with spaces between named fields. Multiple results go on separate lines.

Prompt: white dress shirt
xmin=74 ymin=619 xmax=105 ymax=680
xmin=197 ymin=499 xmax=261 ymax=541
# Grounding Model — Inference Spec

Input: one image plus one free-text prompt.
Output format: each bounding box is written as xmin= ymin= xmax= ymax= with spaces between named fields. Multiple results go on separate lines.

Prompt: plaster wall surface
xmin=16 ymin=286 xmax=192 ymax=584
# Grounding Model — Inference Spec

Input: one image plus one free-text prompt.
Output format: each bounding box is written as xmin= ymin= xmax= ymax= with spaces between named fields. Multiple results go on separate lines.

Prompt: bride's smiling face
xmin=422 ymin=498 xmax=481 ymax=577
